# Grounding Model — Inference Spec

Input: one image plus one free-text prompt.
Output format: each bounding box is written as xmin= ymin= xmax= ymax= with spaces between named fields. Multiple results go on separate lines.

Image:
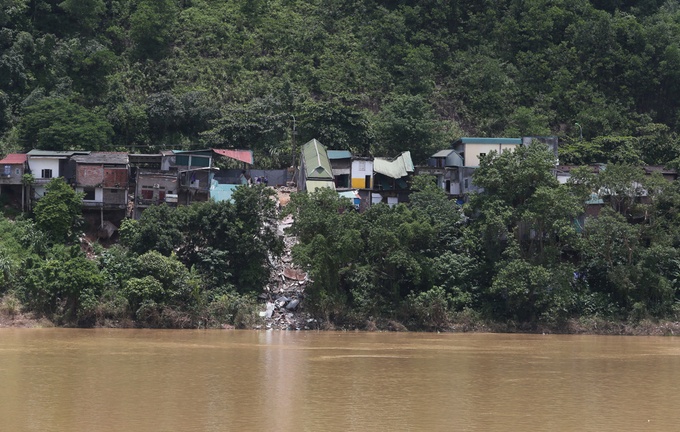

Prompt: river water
xmin=1 ymin=329 xmax=679 ymax=431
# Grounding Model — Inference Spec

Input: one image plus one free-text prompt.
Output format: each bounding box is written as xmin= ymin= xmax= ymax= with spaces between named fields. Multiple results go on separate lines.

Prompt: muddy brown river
xmin=1 ymin=329 xmax=679 ymax=431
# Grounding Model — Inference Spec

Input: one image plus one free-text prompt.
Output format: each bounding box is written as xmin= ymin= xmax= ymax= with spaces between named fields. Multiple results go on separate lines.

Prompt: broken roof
xmin=212 ymin=149 xmax=254 ymax=165
xmin=302 ymin=139 xmax=333 ymax=180
xmin=0 ymin=153 xmax=27 ymax=164
xmin=71 ymin=152 xmax=128 ymax=165
xmin=374 ymin=151 xmax=414 ymax=179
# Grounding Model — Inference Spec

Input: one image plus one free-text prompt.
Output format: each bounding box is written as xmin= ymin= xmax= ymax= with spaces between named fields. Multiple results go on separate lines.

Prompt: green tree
xmin=58 ymin=0 xmax=105 ymax=34
xmin=33 ymin=177 xmax=83 ymax=243
xmin=373 ymin=93 xmax=447 ymax=163
xmin=130 ymin=0 xmax=178 ymax=60
xmin=18 ymin=97 xmax=113 ymax=151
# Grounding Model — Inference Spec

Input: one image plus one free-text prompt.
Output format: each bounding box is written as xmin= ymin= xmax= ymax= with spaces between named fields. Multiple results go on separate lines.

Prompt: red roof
xmin=212 ymin=149 xmax=254 ymax=165
xmin=0 ymin=153 xmax=27 ymax=165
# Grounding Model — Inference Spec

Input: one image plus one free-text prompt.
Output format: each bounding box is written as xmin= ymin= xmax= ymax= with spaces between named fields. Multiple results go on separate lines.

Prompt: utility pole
xmin=575 ymin=122 xmax=583 ymax=140
xmin=290 ymin=114 xmax=297 ymax=186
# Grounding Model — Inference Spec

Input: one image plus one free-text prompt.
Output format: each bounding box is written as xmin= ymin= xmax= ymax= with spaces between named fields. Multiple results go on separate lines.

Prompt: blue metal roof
xmin=458 ymin=137 xmax=522 ymax=145
xmin=327 ymin=150 xmax=352 ymax=159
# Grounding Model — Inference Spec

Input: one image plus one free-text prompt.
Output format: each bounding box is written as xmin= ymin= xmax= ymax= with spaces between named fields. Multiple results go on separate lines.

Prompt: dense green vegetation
xmin=287 ymin=142 xmax=680 ymax=329
xmin=0 ymin=183 xmax=281 ymax=327
xmin=4 ymin=1 xmax=680 ymax=330
xmin=3 ymin=1 xmax=680 ymax=165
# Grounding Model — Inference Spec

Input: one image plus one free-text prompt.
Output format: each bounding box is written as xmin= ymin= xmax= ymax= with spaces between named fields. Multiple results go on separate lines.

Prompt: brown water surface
xmin=1 ymin=329 xmax=679 ymax=431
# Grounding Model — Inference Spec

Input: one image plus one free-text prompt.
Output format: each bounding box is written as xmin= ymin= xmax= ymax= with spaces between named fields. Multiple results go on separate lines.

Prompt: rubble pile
xmin=258 ymin=214 xmax=319 ymax=330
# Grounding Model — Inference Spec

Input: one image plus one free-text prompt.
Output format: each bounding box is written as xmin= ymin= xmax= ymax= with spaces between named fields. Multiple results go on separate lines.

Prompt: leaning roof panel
xmin=374 ymin=151 xmax=414 ymax=179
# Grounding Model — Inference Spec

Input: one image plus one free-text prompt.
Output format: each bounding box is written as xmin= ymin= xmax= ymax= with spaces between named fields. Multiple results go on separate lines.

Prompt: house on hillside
xmin=372 ymin=151 xmax=414 ymax=207
xmin=351 ymin=157 xmax=373 ymax=190
xmin=70 ymin=153 xmax=129 ymax=226
xmin=27 ymin=149 xmax=90 ymax=199
xmin=133 ymin=171 xmax=179 ymax=219
xmin=418 ymin=150 xmax=463 ymax=196
xmin=452 ymin=137 xmax=522 ymax=167
xmin=298 ymin=139 xmax=335 ymax=193
xmin=327 ymin=150 xmax=352 ymax=189
xmin=0 ymin=153 xmax=29 ymax=210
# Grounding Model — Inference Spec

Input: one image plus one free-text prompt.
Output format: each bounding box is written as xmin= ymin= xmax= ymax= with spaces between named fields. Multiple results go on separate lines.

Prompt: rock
xmin=97 ymin=220 xmax=118 ymax=239
xmin=283 ymin=267 xmax=307 ymax=281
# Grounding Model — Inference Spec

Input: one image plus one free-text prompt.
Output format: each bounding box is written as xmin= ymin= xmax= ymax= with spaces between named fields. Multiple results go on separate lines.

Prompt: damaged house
xmin=71 ymin=152 xmax=129 ymax=225
xmin=372 ymin=151 xmax=414 ymax=206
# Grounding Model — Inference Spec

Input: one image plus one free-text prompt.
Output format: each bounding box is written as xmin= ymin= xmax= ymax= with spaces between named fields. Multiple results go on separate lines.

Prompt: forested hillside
xmin=3 ymin=0 xmax=680 ymax=165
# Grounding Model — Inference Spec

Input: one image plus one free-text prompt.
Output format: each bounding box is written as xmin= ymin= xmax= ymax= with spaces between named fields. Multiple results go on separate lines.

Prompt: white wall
xmin=28 ymin=158 xmax=60 ymax=178
xmin=351 ymin=160 xmax=373 ymax=188
xmin=464 ymin=144 xmax=519 ymax=167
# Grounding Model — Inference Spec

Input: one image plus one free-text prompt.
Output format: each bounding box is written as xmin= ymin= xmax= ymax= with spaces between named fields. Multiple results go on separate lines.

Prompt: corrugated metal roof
xmin=210 ymin=180 xmax=239 ymax=202
xmin=457 ymin=137 xmax=522 ymax=145
xmin=71 ymin=152 xmax=128 ymax=164
xmin=302 ymin=139 xmax=333 ymax=180
xmin=432 ymin=149 xmax=455 ymax=158
xmin=338 ymin=190 xmax=359 ymax=199
xmin=374 ymin=151 xmax=414 ymax=179
xmin=0 ymin=153 xmax=27 ymax=164
xmin=327 ymin=150 xmax=352 ymax=159
xmin=27 ymin=150 xmax=91 ymax=157
xmin=306 ymin=180 xmax=336 ymax=193
xmin=212 ymin=149 xmax=254 ymax=165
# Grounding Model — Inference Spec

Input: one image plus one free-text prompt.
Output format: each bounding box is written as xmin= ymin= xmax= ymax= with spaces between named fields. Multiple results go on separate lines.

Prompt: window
xmin=41 ymin=169 xmax=53 ymax=179
xmin=83 ymin=188 xmax=96 ymax=201
xmin=479 ymin=153 xmax=486 ymax=159
xmin=15 ymin=168 xmax=20 ymax=175
xmin=3 ymin=165 xmax=10 ymax=176
xmin=464 ymin=178 xmax=469 ymax=190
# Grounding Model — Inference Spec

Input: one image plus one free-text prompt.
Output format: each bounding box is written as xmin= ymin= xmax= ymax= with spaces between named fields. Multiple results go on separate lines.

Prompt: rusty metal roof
xmin=212 ymin=149 xmax=254 ymax=165
xmin=0 ymin=153 xmax=27 ymax=164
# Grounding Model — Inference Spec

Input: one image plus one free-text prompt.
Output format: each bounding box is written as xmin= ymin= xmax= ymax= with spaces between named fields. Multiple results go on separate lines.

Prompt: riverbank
xmin=3 ymin=295 xmax=680 ymax=335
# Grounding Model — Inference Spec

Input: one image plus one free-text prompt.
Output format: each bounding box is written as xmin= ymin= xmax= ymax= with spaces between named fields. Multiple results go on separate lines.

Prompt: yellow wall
xmin=351 ymin=178 xmax=372 ymax=188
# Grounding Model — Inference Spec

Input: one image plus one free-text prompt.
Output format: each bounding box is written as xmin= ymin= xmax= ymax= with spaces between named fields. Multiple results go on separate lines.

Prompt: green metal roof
xmin=327 ymin=150 xmax=352 ymax=160
xmin=302 ymin=139 xmax=333 ymax=180
xmin=457 ymin=137 xmax=522 ymax=145
xmin=374 ymin=151 xmax=414 ymax=179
